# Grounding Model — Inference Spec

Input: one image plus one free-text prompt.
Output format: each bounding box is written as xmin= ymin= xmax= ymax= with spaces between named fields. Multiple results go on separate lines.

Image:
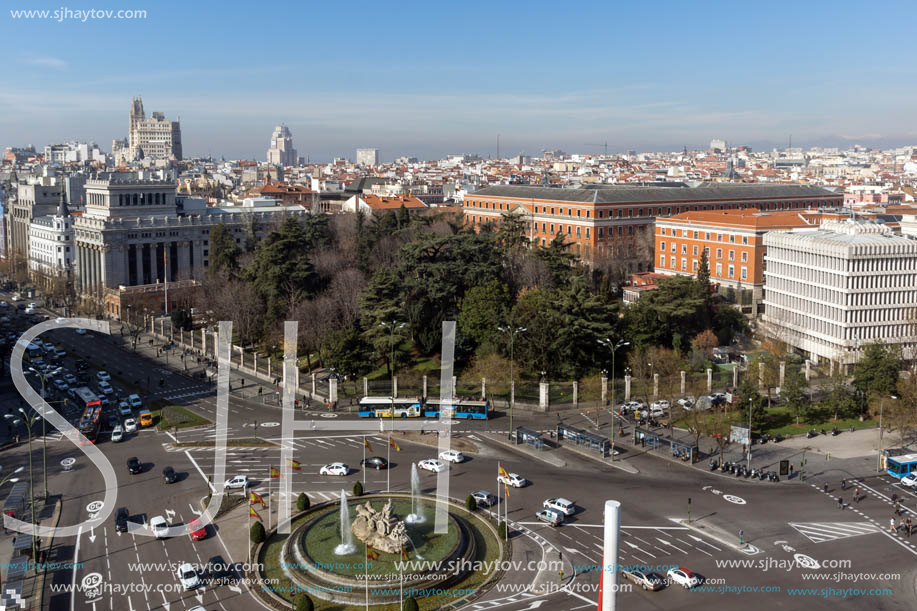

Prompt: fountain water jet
xmin=333 ymin=489 xmax=357 ymax=555
xmin=405 ymin=463 xmax=426 ymax=524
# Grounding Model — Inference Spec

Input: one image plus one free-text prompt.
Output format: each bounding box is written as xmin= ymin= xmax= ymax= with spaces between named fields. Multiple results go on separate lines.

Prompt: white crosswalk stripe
xmin=789 ymin=521 xmax=880 ymax=543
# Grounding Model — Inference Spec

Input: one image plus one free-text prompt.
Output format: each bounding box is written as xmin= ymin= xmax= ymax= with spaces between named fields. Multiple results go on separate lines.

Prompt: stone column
xmin=779 ymin=361 xmax=786 ymax=388
xmin=363 ymin=377 xmax=368 ymax=397
xmin=253 ymin=353 xmax=257 ymax=375
xmin=135 ymin=244 xmax=144 ymax=285
xmin=653 ymin=374 xmax=659 ymax=399
xmin=680 ymin=370 xmax=686 ymax=395
xmin=539 ymin=381 xmax=549 ymax=411
xmin=733 ymin=365 xmax=739 ymax=388
xmin=805 ymin=359 xmax=811 ymax=382
xmin=829 ymin=360 xmax=835 ymax=376
xmin=601 ymin=376 xmax=608 ymax=405
xmin=481 ymin=378 xmax=486 ymax=399
xmin=329 ymin=378 xmax=338 ymax=403
xmin=393 ymin=375 xmax=398 ymax=398
xmin=77 ymin=246 xmax=86 ymax=293
xmin=758 ymin=362 xmax=765 ymax=388
xmin=572 ymin=381 xmax=578 ymax=407
xmin=624 ymin=375 xmax=632 ymax=401
xmin=267 ymin=357 xmax=271 ymax=379
xmin=179 ymin=241 xmax=191 ymax=280
xmin=311 ymin=373 xmax=316 ymax=396
xmin=201 ymin=328 xmax=206 ymax=355
xmin=452 ymin=375 xmax=457 ymax=397
xmin=422 ymin=375 xmax=427 ymax=398
xmin=706 ymin=368 xmax=712 ymax=392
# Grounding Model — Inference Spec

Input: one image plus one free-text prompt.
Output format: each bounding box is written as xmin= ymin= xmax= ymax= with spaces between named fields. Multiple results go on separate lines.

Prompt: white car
xmin=418 ymin=459 xmax=446 ymax=473
xmin=543 ymin=498 xmax=575 ymax=516
xmin=150 ymin=515 xmax=169 ymax=539
xmin=119 ymin=401 xmax=132 ymax=417
xmin=439 ymin=450 xmax=465 ymax=463
xmin=224 ymin=475 xmax=248 ymax=489
xmin=96 ymin=371 xmax=111 ymax=382
xmin=74 ymin=328 xmax=87 ymax=335
xmin=320 ymin=462 xmax=349 ymax=476
xmin=176 ymin=563 xmax=201 ymax=590
xmin=98 ymin=381 xmax=113 ymax=395
xmin=497 ymin=472 xmax=527 ymax=488
xmin=0 ymin=301 xmax=7 ymax=308
xmin=666 ymin=567 xmax=700 ymax=589
xmin=128 ymin=394 xmax=143 ymax=409
xmin=54 ymin=317 xmax=66 ymax=324
xmin=24 ymin=307 xmax=35 ymax=315
xmin=900 ymin=473 xmax=917 ymax=488
xmin=111 ymin=426 xmax=124 ymax=443
xmin=677 ymin=397 xmax=695 ymax=409
xmin=10 ymin=295 xmax=21 ymax=302
xmin=124 ymin=418 xmax=137 ymax=433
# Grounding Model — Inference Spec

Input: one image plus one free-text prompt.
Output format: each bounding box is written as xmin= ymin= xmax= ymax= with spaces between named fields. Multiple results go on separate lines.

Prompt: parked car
xmin=97 ymin=381 xmax=113 ymax=395
xmin=114 ymin=507 xmax=130 ymax=533
xmin=623 ymin=569 xmax=665 ymax=591
xmin=111 ymin=426 xmax=124 ymax=443
xmin=320 ymin=462 xmax=349 ymax=476
xmin=124 ymin=418 xmax=137 ymax=433
xmin=107 ymin=414 xmax=120 ymax=429
xmin=439 ymin=450 xmax=465 ymax=463
xmin=128 ymin=394 xmax=143 ymax=409
xmin=224 ymin=475 xmax=248 ymax=489
xmin=543 ymin=498 xmax=575 ymax=516
xmin=96 ymin=371 xmax=111 ymax=382
xmin=900 ymin=473 xmax=917 ymax=488
xmin=150 ymin=515 xmax=169 ymax=539
xmin=176 ymin=562 xmax=201 ymax=590
xmin=63 ymin=373 xmax=76 ymax=385
xmin=162 ymin=466 xmax=178 ymax=484
xmin=497 ymin=472 xmax=527 ymax=488
xmin=666 ymin=567 xmax=700 ymax=589
xmin=536 ymin=508 xmax=563 ymax=526
xmin=418 ymin=459 xmax=446 ymax=473
xmin=119 ymin=401 xmax=132 ymax=417
xmin=127 ymin=457 xmax=141 ymax=474
xmin=471 ymin=490 xmax=497 ymax=508
xmin=206 ymin=555 xmax=233 ymax=585
xmin=360 ymin=457 xmax=388 ymax=470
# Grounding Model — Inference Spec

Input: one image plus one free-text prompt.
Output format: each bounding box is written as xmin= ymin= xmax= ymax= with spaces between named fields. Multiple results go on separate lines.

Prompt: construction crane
xmin=584 ymin=142 xmax=609 ymax=156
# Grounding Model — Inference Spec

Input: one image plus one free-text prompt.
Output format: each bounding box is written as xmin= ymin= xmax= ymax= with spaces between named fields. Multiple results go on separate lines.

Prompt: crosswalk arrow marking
xmin=189 ymin=504 xmax=202 ymax=517
xmin=228 ymin=584 xmax=242 ymax=594
xmin=88 ymin=527 xmax=96 ymax=543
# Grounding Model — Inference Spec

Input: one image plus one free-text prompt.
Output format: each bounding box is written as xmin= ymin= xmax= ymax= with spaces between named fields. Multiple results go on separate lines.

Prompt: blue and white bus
xmin=357 ymin=397 xmax=422 ymax=418
xmin=424 ymin=399 xmax=490 ymax=420
xmin=886 ymin=453 xmax=917 ymax=479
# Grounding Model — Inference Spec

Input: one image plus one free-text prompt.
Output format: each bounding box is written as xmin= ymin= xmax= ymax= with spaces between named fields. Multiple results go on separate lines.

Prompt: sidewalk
xmin=480 ymin=433 xmax=567 ymax=468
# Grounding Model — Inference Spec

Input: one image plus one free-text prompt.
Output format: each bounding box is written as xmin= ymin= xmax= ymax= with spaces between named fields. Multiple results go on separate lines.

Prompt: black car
xmin=162 ymin=466 xmax=177 ymax=484
xmin=360 ymin=456 xmax=388 ymax=470
xmin=114 ymin=507 xmax=130 ymax=533
xmin=107 ymin=414 xmax=120 ymax=430
xmin=75 ymin=360 xmax=89 ymax=371
xmin=127 ymin=457 xmax=141 ymax=474
xmin=207 ymin=555 xmax=234 ymax=585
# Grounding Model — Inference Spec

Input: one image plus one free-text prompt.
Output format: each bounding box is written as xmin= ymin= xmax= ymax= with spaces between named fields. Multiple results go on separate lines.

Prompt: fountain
xmin=405 ymin=463 xmax=426 ymax=524
xmin=333 ymin=489 xmax=357 ymax=556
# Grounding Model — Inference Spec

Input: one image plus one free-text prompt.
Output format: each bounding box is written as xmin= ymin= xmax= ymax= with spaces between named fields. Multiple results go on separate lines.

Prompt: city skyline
xmin=3 ymin=0 xmax=917 ymax=160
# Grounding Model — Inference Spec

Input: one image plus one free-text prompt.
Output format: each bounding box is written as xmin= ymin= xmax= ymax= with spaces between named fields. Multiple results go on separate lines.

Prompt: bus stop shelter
xmin=635 ymin=426 xmax=699 ymax=463
xmin=514 ymin=427 xmax=544 ymax=449
xmin=557 ymin=423 xmax=611 ymax=457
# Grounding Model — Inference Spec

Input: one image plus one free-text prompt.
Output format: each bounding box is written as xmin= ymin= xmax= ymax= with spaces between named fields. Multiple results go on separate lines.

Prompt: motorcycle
xmin=710 ymin=459 xmax=719 ymax=471
xmin=774 ymin=434 xmax=785 ymax=443
xmin=832 ymin=427 xmax=840 ymax=436
xmin=821 ymin=428 xmax=826 ymax=436
xmin=806 ymin=429 xmax=818 ymax=439
xmin=759 ymin=471 xmax=768 ymax=481
xmin=744 ymin=466 xmax=751 ymax=478
xmin=769 ymin=472 xmax=779 ymax=482
xmin=750 ymin=468 xmax=758 ymax=479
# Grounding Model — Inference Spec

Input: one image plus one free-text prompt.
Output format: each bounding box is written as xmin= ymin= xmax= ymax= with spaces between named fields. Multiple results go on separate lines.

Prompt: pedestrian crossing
xmin=788 ymin=521 xmax=880 ymax=543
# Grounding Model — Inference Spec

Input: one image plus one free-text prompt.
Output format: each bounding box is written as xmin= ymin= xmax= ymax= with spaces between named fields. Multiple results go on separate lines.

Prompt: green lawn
xmin=760 ymin=405 xmax=876 ymax=436
xmin=153 ymin=402 xmax=211 ymax=431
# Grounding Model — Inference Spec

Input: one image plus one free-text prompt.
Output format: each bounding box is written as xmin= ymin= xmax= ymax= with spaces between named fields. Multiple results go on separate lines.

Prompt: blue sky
xmin=2 ymin=0 xmax=917 ymax=161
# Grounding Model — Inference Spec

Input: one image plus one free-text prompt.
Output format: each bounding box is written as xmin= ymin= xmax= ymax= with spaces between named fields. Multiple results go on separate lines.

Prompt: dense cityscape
xmin=2 ymin=3 xmax=917 ymax=611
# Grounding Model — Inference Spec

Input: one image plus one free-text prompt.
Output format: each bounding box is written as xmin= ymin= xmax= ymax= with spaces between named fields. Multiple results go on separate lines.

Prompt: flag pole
xmin=363 ymin=435 xmax=366 ymax=487
xmin=247 ymin=496 xmax=251 ymax=569
xmin=365 ymin=548 xmax=369 ymax=610
xmin=387 ymin=431 xmax=391 ymax=493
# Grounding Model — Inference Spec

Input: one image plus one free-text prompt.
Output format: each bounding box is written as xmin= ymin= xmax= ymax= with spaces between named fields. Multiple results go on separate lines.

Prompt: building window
xmin=681 ymin=244 xmax=687 ymax=254
xmin=728 ymin=265 xmax=734 ymax=277
xmin=660 ymin=241 xmax=666 ymax=251
xmin=670 ymin=256 xmax=676 ymax=267
xmin=681 ymin=258 xmax=687 ymax=271
xmin=728 ymin=250 xmax=735 ymax=261
xmin=705 ymin=232 xmax=710 ymax=240
xmin=729 ymin=235 xmax=735 ymax=243
xmin=716 ymin=263 xmax=722 ymax=275
xmin=599 ymin=227 xmax=604 ymax=238
xmin=660 ymin=254 xmax=666 ymax=266
xmin=693 ymin=231 xmax=698 ymax=239
xmin=716 ymin=248 xmax=722 ymax=259
xmin=741 ymin=267 xmax=748 ymax=280
xmin=742 ymin=236 xmax=748 ymax=245
xmin=717 ymin=234 xmax=723 ymax=241
xmin=693 ymin=245 xmax=698 ymax=256
xmin=741 ymin=251 xmax=748 ymax=263
xmin=693 ymin=260 xmax=699 ymax=271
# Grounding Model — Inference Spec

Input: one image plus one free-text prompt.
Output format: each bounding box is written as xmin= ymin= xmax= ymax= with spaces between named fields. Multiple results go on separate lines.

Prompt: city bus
xmin=357 ymin=397 xmax=422 ymax=418
xmin=423 ymin=399 xmax=490 ymax=420
xmin=886 ymin=453 xmax=917 ymax=479
xmin=74 ymin=387 xmax=102 ymax=444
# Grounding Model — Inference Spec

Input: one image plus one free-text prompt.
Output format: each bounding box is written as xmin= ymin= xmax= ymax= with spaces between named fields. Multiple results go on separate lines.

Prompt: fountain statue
xmin=351 ymin=500 xmax=410 ymax=554
xmin=333 ymin=490 xmax=357 ymax=556
xmin=405 ymin=463 xmax=426 ymax=524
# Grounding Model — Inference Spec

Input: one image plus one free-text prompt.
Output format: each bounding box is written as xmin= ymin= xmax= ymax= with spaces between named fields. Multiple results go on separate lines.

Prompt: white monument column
xmin=600 ymin=500 xmax=621 ymax=611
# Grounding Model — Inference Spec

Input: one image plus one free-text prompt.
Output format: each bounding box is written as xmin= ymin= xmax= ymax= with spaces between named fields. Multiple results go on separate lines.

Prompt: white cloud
xmin=22 ymin=54 xmax=68 ymax=69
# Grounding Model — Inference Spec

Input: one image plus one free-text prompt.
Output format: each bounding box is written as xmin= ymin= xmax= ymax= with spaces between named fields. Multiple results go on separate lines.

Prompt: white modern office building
xmin=28 ymin=191 xmax=73 ymax=283
xmin=763 ymin=220 xmax=917 ymax=366
xmin=266 ymin=124 xmax=297 ymax=166
xmin=356 ymin=148 xmax=379 ymax=166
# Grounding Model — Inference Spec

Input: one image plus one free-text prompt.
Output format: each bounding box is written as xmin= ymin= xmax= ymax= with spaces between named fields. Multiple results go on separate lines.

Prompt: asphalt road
xmin=2 ymin=295 xmax=916 ymax=610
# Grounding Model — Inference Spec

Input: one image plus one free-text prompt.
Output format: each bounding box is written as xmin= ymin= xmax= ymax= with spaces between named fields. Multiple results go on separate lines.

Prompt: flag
xmin=366 ymin=545 xmax=379 ymax=561
xmin=389 ymin=438 xmax=400 ymax=452
xmin=401 ymin=546 xmax=409 ymax=561
xmin=250 ymin=491 xmax=266 ymax=508
xmin=504 ymin=483 xmax=510 ymax=499
xmin=249 ymin=506 xmax=262 ymax=521
xmin=287 ymin=459 xmax=301 ymax=471
xmin=270 ymin=466 xmax=281 ymax=478
xmin=364 ymin=438 xmax=373 ymax=452
xmin=498 ymin=464 xmax=509 ymax=480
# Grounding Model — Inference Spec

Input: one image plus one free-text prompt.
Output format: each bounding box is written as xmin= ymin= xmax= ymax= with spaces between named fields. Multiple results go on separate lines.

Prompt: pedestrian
xmin=838 ymin=496 xmax=844 ymax=510
xmin=855 ymin=487 xmax=860 ymax=503
xmin=790 ymin=464 xmax=794 ymax=477
xmin=258 ymin=387 xmax=262 ymax=396
xmin=895 ymin=501 xmax=901 ymax=516
xmin=907 ymin=517 xmax=912 ymax=537
xmin=823 ymin=482 xmax=828 ymax=494
xmin=891 ymin=517 xmax=897 ymax=533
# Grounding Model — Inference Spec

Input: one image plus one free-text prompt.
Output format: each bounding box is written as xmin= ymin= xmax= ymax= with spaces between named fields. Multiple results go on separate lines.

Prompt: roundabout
xmin=255 ymin=493 xmax=507 ymax=609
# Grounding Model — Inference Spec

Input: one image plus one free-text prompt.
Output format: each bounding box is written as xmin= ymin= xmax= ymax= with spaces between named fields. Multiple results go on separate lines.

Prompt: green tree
xmin=397 ymin=203 xmax=410 ymax=229
xmin=554 ymin=278 xmax=618 ymax=379
xmin=170 ymin=307 xmax=192 ymax=332
xmin=512 ymin=288 xmax=564 ymax=376
xmin=782 ymin=364 xmax=809 ymax=425
xmin=624 ymin=276 xmax=708 ymax=347
xmin=360 ymin=268 xmax=408 ymax=376
xmin=294 ymin=593 xmax=314 ymax=611
xmin=535 ymin=235 xmax=578 ymax=287
xmin=696 ymin=248 xmax=710 ymax=288
xmin=403 ymin=598 xmax=419 ymax=611
xmin=324 ymin=327 xmax=374 ymax=381
xmin=736 ymin=378 xmax=766 ymax=430
xmin=458 ymin=280 xmax=511 ymax=355
xmin=465 ymin=494 xmax=477 ymax=511
xmin=854 ymin=342 xmax=901 ymax=400
xmin=250 ymin=521 xmax=265 ymax=544
xmin=296 ymin=492 xmax=310 ymax=512
xmin=353 ymin=481 xmax=363 ymax=496
xmin=209 ymin=223 xmax=240 ymax=278
xmin=248 ymin=217 xmax=321 ymax=321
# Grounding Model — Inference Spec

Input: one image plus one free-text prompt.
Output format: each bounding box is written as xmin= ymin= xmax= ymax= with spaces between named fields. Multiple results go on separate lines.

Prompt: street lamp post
xmin=6 ymin=414 xmax=38 ymax=560
xmin=878 ymin=395 xmax=896 ymax=473
xmin=747 ymin=397 xmax=753 ymax=469
xmin=0 ymin=466 xmax=23 ymax=592
xmin=27 ymin=369 xmax=51 ymax=500
xmin=598 ymin=338 xmax=629 ymax=461
xmin=498 ymin=326 xmax=526 ymax=441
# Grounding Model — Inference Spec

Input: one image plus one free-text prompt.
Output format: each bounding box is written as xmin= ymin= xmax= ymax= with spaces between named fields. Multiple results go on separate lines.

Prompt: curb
xmin=35 ymin=496 xmax=62 ymax=611
xmin=480 ymin=434 xmax=567 ymax=468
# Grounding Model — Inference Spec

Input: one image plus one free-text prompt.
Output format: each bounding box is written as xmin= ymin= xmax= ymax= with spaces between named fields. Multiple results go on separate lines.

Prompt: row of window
xmin=659 ymin=255 xmax=749 ymax=280
xmin=659 ymin=241 xmax=749 ymax=262
xmin=659 ymin=227 xmax=751 ymax=245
